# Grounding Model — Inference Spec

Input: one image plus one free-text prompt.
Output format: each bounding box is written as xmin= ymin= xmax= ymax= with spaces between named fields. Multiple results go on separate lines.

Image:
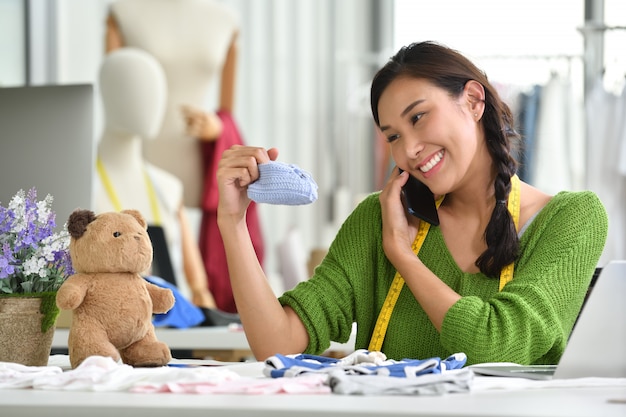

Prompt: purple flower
xmin=0 ymin=242 xmax=17 ymax=278
xmin=0 ymin=187 xmax=72 ymax=294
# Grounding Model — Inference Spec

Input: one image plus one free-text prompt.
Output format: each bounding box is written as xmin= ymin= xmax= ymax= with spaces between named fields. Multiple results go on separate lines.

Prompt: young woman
xmin=216 ymin=41 xmax=608 ymax=365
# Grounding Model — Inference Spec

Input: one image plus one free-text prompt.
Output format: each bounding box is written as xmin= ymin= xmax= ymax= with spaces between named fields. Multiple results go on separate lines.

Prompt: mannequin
xmin=96 ymin=47 xmax=216 ymax=309
xmin=105 ymin=0 xmax=239 ymax=207
xmin=104 ymin=0 xmax=265 ymax=313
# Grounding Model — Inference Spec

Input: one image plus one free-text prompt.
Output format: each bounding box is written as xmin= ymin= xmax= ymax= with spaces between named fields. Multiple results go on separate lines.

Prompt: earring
xmin=474 ymin=113 xmax=478 ymax=117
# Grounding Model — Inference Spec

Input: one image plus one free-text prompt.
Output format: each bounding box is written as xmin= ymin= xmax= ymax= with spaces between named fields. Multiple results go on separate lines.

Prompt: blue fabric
xmin=517 ymin=84 xmax=542 ymax=183
xmin=264 ymin=350 xmax=467 ymax=378
xmin=144 ymin=275 xmax=205 ymax=329
xmin=247 ymin=161 xmax=318 ymax=205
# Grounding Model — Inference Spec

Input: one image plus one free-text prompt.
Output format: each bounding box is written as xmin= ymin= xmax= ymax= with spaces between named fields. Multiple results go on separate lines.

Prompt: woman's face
xmin=377 ymin=76 xmax=482 ymax=195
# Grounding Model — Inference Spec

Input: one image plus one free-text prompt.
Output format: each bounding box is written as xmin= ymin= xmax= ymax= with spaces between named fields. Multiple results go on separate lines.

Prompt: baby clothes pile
xmin=0 ymin=350 xmax=473 ymax=396
xmin=264 ymin=349 xmax=473 ymax=395
xmin=0 ymin=356 xmax=328 ymax=394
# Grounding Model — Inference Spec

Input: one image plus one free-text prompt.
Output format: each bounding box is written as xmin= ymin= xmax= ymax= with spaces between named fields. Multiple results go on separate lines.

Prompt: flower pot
xmin=0 ymin=296 xmax=57 ymax=366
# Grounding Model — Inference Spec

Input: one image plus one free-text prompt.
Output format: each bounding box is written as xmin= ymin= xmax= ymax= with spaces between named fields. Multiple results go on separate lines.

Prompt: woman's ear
xmin=464 ymin=80 xmax=485 ymax=120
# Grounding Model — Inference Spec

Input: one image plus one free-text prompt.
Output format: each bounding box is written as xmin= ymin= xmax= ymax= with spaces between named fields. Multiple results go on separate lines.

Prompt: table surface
xmin=54 ymin=326 xmax=251 ymax=350
xmin=42 ymin=328 xmax=626 ymax=417
xmin=53 ymin=325 xmax=356 ymax=352
xmin=1 ymin=384 xmax=625 ymax=417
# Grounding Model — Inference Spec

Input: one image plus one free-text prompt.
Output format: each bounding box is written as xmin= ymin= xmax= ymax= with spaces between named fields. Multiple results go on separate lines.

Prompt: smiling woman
xmin=213 ymin=41 xmax=608 ymax=367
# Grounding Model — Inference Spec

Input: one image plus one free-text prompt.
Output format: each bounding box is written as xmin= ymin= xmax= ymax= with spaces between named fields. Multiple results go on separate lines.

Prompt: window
xmin=0 ymin=0 xmax=26 ymax=86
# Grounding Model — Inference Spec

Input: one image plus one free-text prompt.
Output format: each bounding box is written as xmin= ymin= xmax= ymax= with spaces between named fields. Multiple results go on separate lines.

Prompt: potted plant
xmin=0 ymin=188 xmax=74 ymax=366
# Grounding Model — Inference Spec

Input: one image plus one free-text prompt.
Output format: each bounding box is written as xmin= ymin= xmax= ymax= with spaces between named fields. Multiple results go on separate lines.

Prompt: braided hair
xmin=370 ymin=41 xmax=520 ymax=278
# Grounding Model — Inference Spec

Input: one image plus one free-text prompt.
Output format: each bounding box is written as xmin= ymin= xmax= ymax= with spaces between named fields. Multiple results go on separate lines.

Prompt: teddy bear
xmin=56 ymin=209 xmax=175 ymax=369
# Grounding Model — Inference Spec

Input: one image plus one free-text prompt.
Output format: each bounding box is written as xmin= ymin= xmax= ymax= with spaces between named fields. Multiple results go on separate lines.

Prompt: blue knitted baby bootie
xmin=247 ymin=161 xmax=318 ymax=205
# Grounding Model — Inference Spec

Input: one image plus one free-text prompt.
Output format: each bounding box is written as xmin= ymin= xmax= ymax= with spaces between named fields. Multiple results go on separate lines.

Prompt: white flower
xmin=37 ymin=197 xmax=53 ymax=223
xmin=23 ymin=256 xmax=48 ymax=277
xmin=0 ymin=188 xmax=74 ymax=294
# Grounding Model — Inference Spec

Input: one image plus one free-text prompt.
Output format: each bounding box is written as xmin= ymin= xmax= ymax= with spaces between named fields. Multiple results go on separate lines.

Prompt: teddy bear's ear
xmin=122 ymin=209 xmax=147 ymax=230
xmin=67 ymin=209 xmax=97 ymax=239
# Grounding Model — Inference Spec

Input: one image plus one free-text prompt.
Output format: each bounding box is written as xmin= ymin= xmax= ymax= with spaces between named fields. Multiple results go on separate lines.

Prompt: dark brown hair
xmin=371 ymin=41 xmax=520 ymax=278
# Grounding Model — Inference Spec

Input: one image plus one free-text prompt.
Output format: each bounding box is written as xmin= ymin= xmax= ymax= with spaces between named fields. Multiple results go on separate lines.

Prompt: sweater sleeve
xmin=278 ymin=194 xmax=383 ymax=355
xmin=440 ymin=191 xmax=608 ymax=365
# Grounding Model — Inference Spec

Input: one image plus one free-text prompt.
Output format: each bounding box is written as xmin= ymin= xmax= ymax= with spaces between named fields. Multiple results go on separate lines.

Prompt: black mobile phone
xmin=399 ymin=169 xmax=439 ymax=226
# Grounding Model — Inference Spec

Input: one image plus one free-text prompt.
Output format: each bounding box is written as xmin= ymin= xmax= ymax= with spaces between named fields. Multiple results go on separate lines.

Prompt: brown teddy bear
xmin=56 ymin=209 xmax=175 ymax=369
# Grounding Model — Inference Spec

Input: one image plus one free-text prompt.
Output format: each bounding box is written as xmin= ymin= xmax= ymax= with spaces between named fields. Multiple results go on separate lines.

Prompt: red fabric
xmin=199 ymin=110 xmax=265 ymax=313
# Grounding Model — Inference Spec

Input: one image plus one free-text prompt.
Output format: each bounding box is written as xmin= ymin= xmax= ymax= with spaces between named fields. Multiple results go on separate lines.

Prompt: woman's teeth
xmin=419 ymin=150 xmax=444 ymax=173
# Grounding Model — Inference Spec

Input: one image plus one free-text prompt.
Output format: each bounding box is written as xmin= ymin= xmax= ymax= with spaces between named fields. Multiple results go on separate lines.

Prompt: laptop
xmin=0 ymin=84 xmax=95 ymax=228
xmin=470 ymin=260 xmax=626 ymax=380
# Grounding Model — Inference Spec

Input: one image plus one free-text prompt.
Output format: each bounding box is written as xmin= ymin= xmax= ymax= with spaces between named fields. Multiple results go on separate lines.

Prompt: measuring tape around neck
xmin=368 ymin=175 xmax=521 ymax=351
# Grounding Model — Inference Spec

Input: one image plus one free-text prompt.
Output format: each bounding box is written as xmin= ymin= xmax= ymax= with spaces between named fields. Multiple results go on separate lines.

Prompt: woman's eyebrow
xmin=379 ymin=99 xmax=425 ymax=131
xmin=401 ymin=99 xmax=425 ymax=117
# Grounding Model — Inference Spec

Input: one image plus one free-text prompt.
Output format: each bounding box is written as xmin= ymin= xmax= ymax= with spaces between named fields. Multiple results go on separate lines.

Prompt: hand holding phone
xmin=399 ymin=169 xmax=439 ymax=226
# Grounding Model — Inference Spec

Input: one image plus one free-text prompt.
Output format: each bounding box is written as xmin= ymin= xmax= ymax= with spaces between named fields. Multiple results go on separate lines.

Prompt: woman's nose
xmin=403 ymin=134 xmax=425 ymax=157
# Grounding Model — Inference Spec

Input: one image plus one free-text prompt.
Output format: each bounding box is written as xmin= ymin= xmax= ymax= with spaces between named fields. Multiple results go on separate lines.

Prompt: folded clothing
xmin=328 ymin=369 xmax=474 ymax=395
xmin=247 ymin=161 xmax=318 ymax=206
xmin=0 ymin=362 xmax=63 ymax=389
xmin=264 ymin=349 xmax=467 ymax=378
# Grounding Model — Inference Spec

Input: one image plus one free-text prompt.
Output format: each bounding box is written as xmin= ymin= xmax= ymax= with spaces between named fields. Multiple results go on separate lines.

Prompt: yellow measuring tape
xmin=96 ymin=157 xmax=162 ymax=225
xmin=368 ymin=175 xmax=521 ymax=351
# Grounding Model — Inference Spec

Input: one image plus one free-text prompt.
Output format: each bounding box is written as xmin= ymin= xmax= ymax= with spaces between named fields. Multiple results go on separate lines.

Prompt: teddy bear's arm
xmin=56 ymin=274 xmax=89 ymax=310
xmin=145 ymin=282 xmax=175 ymax=314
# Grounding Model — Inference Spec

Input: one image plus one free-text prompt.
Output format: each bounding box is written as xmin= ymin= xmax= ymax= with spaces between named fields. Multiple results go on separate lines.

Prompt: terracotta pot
xmin=0 ymin=296 xmax=56 ymax=366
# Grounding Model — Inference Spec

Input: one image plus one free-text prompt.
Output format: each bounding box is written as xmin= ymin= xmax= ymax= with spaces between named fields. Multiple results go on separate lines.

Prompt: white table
xmin=53 ymin=326 xmax=251 ymax=350
xmin=53 ymin=326 xmax=356 ymax=359
xmin=1 ymin=385 xmax=624 ymax=416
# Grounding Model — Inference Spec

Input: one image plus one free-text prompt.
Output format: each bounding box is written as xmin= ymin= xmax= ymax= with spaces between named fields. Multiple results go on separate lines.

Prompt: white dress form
xmin=96 ymin=47 xmax=216 ymax=308
xmin=106 ymin=0 xmax=240 ymax=207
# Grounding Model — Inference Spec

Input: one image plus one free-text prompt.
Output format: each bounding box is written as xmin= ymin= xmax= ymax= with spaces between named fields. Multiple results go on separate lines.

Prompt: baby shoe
xmin=247 ymin=161 xmax=318 ymax=205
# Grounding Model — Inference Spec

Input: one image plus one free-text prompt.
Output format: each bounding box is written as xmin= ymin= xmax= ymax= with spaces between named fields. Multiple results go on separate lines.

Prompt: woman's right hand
xmin=216 ymin=145 xmax=279 ymax=221
xmin=379 ymin=168 xmax=419 ymax=267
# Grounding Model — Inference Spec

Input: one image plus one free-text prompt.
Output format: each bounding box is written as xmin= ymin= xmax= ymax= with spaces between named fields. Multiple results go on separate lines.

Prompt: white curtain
xmin=223 ymin=0 xmax=393 ymax=278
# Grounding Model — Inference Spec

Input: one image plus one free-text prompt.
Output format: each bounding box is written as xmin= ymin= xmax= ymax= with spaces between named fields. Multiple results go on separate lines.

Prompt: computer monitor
xmin=0 ymin=84 xmax=95 ymax=229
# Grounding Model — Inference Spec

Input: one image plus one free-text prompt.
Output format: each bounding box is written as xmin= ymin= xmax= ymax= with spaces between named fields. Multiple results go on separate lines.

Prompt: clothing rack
xmin=577 ymin=24 xmax=626 ymax=33
xmin=474 ymin=54 xmax=582 ymax=72
xmin=578 ymin=23 xmax=626 ymax=79
xmin=473 ymin=54 xmax=583 ymax=90
xmin=474 ymin=54 xmax=581 ymax=60
xmin=578 ymin=1 xmax=626 ymax=96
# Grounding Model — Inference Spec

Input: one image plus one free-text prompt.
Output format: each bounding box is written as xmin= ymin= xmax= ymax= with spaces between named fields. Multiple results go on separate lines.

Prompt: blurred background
xmin=1 ymin=0 xmax=624 ymax=291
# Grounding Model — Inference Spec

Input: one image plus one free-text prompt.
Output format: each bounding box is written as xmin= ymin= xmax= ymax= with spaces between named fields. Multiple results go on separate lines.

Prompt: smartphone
xmin=399 ymin=169 xmax=439 ymax=226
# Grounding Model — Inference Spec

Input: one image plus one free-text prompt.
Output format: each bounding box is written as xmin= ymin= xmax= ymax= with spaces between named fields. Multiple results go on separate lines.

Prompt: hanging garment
xmin=618 ymin=85 xmax=626 ymax=176
xmin=199 ymin=110 xmax=265 ymax=313
xmin=517 ymin=84 xmax=542 ymax=183
xmin=585 ymin=78 xmax=626 ymax=266
xmin=531 ymin=73 xmax=578 ymax=194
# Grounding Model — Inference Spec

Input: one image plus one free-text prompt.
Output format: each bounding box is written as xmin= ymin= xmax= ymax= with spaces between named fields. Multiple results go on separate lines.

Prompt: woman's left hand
xmin=379 ymin=168 xmax=419 ymax=265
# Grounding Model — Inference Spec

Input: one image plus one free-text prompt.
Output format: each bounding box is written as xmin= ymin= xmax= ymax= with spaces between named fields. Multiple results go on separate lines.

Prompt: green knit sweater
xmin=279 ymin=190 xmax=608 ymax=365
